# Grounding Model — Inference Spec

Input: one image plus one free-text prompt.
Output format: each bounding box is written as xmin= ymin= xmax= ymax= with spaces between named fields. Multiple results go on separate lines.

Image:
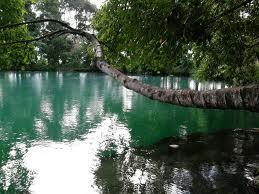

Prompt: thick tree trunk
xmin=93 ymin=38 xmax=259 ymax=112
xmin=94 ymin=40 xmax=259 ymax=112
xmin=96 ymin=60 xmax=259 ymax=112
xmin=1 ymin=20 xmax=258 ymax=112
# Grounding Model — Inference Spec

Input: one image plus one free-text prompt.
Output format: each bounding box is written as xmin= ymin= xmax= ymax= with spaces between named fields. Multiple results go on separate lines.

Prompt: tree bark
xmin=95 ymin=58 xmax=259 ymax=112
xmin=92 ymin=35 xmax=259 ymax=112
xmin=1 ymin=19 xmax=258 ymax=112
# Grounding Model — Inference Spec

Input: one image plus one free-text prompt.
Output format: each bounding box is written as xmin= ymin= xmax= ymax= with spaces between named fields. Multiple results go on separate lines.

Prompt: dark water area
xmin=0 ymin=72 xmax=258 ymax=193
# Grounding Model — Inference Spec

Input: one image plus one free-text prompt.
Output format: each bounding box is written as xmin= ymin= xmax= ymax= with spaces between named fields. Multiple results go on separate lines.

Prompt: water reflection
xmin=0 ymin=143 xmax=32 ymax=193
xmin=38 ymin=117 xmax=128 ymax=193
xmin=61 ymin=103 xmax=80 ymax=131
xmin=160 ymin=77 xmax=172 ymax=89
xmin=0 ymin=72 xmax=258 ymax=193
xmin=122 ymin=87 xmax=134 ymax=112
xmin=34 ymin=118 xmax=47 ymax=134
xmin=57 ymin=72 xmax=63 ymax=88
xmin=95 ymin=131 xmax=259 ymax=194
xmin=0 ymin=82 xmax=2 ymax=107
xmin=1 ymin=116 xmax=130 ymax=194
xmin=147 ymin=76 xmax=229 ymax=91
xmin=33 ymin=73 xmax=42 ymax=95
xmin=40 ymin=99 xmax=53 ymax=120
xmin=8 ymin=72 xmax=18 ymax=84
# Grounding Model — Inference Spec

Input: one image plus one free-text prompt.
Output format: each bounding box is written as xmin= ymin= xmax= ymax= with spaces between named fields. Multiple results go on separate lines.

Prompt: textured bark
xmin=95 ymin=59 xmax=259 ymax=112
xmin=91 ymin=32 xmax=259 ymax=112
xmin=1 ymin=19 xmax=258 ymax=112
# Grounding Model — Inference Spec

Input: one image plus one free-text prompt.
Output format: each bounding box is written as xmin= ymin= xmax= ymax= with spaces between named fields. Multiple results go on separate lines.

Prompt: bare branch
xmin=0 ymin=29 xmax=69 ymax=46
xmin=0 ymin=18 xmax=96 ymax=42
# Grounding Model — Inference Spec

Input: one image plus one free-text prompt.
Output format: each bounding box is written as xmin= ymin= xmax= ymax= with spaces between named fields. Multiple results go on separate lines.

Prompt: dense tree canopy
xmin=0 ymin=0 xmax=258 ymax=111
xmin=0 ymin=0 xmax=96 ymax=71
xmin=92 ymin=0 xmax=259 ymax=84
xmin=27 ymin=0 xmax=97 ymax=70
xmin=0 ymin=0 xmax=259 ymax=85
xmin=0 ymin=0 xmax=35 ymax=70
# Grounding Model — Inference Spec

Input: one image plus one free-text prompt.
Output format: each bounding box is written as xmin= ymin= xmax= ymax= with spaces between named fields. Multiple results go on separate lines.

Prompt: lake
xmin=0 ymin=72 xmax=259 ymax=194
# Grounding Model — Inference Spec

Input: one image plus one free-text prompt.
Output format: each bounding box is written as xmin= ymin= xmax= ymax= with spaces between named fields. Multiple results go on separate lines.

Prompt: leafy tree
xmin=28 ymin=0 xmax=96 ymax=70
xmin=92 ymin=0 xmax=259 ymax=84
xmin=0 ymin=4 xmax=258 ymax=111
xmin=0 ymin=0 xmax=35 ymax=70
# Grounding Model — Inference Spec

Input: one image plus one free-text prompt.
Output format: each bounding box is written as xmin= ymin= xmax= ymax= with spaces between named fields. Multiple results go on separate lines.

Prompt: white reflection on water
xmin=85 ymin=98 xmax=104 ymax=122
xmin=0 ymin=143 xmax=28 ymax=191
xmin=61 ymin=103 xmax=80 ymax=130
xmin=79 ymin=73 xmax=87 ymax=89
xmin=201 ymin=164 xmax=219 ymax=189
xmin=33 ymin=73 xmax=42 ymax=95
xmin=84 ymin=75 xmax=105 ymax=122
xmin=163 ymin=168 xmax=192 ymax=194
xmin=156 ymin=76 xmax=229 ymax=91
xmin=171 ymin=168 xmax=192 ymax=188
xmin=172 ymin=77 xmax=181 ymax=90
xmin=34 ymin=118 xmax=47 ymax=134
xmin=189 ymin=80 xmax=196 ymax=90
xmin=130 ymin=169 xmax=149 ymax=185
xmin=160 ymin=77 xmax=172 ymax=89
xmin=8 ymin=72 xmax=17 ymax=84
xmin=197 ymin=82 xmax=226 ymax=91
xmin=0 ymin=82 xmax=2 ymax=107
xmin=119 ymin=151 xmax=193 ymax=193
xmin=57 ymin=72 xmax=63 ymax=88
xmin=20 ymin=116 xmax=130 ymax=194
xmin=40 ymin=99 xmax=53 ymax=120
xmin=186 ymin=77 xmax=228 ymax=91
xmin=122 ymin=87 xmax=134 ymax=112
xmin=164 ymin=183 xmax=187 ymax=194
xmin=186 ymin=77 xmax=229 ymax=91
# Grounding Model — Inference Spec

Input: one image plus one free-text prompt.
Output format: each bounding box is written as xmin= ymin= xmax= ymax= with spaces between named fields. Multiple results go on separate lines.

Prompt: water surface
xmin=0 ymin=72 xmax=258 ymax=193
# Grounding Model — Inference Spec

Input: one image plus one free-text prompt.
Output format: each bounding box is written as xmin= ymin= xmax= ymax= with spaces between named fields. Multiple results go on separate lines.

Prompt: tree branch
xmin=1 ymin=19 xmax=258 ymax=112
xmin=0 ymin=29 xmax=69 ymax=46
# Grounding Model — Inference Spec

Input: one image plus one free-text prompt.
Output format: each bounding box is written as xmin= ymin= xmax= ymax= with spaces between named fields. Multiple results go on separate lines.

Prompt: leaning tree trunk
xmin=1 ymin=19 xmax=259 ymax=112
xmin=92 ymin=38 xmax=259 ymax=112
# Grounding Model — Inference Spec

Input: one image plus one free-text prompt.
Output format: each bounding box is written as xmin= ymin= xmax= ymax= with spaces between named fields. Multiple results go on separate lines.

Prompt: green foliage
xmin=256 ymin=62 xmax=259 ymax=80
xmin=30 ymin=0 xmax=96 ymax=70
xmin=92 ymin=0 xmax=183 ymax=75
xmin=92 ymin=0 xmax=259 ymax=84
xmin=1 ymin=0 xmax=258 ymax=84
xmin=191 ymin=0 xmax=259 ymax=85
xmin=0 ymin=0 xmax=96 ymax=71
xmin=0 ymin=0 xmax=36 ymax=70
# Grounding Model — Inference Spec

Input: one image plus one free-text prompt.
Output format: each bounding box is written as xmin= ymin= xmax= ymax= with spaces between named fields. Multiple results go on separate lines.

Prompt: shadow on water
xmin=95 ymin=130 xmax=259 ymax=194
xmin=0 ymin=72 xmax=258 ymax=193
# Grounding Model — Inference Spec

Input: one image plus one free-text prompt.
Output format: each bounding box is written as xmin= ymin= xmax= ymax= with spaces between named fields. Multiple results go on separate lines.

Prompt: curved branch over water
xmin=1 ymin=29 xmax=68 ymax=45
xmin=1 ymin=19 xmax=258 ymax=112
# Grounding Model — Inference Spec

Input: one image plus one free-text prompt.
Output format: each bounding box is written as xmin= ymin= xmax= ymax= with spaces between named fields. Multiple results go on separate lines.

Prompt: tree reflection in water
xmin=0 ymin=72 xmax=258 ymax=193
xmin=95 ymin=130 xmax=259 ymax=194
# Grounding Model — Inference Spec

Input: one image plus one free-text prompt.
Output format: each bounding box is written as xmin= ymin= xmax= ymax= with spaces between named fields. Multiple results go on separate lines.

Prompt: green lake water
xmin=0 ymin=72 xmax=259 ymax=194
